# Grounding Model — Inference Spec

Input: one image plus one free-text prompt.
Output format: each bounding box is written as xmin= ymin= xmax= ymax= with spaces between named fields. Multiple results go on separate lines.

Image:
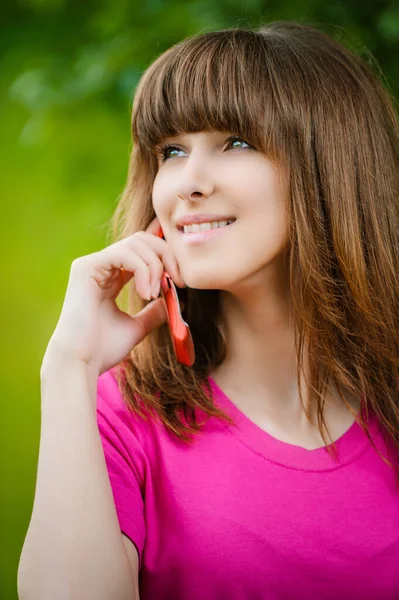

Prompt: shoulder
xmin=96 ymin=367 xmax=165 ymax=452
xmin=97 ymin=367 xmax=122 ymax=404
xmin=96 ymin=368 xmax=145 ymax=435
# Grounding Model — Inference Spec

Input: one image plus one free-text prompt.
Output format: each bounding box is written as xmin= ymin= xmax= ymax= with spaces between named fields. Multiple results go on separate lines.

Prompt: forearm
xmin=18 ymin=360 xmax=136 ymax=600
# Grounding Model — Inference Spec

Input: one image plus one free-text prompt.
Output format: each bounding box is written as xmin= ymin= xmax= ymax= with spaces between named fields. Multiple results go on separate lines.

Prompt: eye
xmin=225 ymin=136 xmax=252 ymax=151
xmin=156 ymin=144 xmax=184 ymax=162
xmin=155 ymin=135 xmax=252 ymax=163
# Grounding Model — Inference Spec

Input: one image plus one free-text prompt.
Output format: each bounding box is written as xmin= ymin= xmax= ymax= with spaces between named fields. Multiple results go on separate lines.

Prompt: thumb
xmin=130 ymin=296 xmax=168 ymax=344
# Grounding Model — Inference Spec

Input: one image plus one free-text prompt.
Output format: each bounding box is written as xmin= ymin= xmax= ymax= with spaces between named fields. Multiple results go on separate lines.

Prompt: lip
xmin=176 ymin=214 xmax=236 ymax=229
xmin=178 ymin=220 xmax=236 ymax=245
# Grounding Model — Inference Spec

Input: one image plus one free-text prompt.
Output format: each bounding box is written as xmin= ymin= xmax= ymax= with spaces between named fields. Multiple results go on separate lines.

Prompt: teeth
xmin=183 ymin=219 xmax=235 ymax=234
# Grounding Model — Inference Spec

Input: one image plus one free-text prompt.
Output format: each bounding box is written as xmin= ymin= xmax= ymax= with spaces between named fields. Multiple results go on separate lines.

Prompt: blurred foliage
xmin=1 ymin=1 xmax=398 ymax=598
xmin=2 ymin=0 xmax=399 ymax=147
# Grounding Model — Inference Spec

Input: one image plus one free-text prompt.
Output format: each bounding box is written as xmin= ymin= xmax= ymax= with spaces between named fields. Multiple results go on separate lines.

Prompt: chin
xmin=184 ymin=279 xmax=222 ymax=291
xmin=184 ymin=273 xmax=242 ymax=292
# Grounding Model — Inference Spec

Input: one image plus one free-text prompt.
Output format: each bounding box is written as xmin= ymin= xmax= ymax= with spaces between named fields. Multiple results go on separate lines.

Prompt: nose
xmin=174 ymin=159 xmax=215 ymax=203
xmin=175 ymin=190 xmax=204 ymax=202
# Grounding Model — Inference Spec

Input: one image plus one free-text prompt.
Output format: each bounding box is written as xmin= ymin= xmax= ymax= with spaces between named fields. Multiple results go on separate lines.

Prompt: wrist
xmin=41 ymin=347 xmax=99 ymax=382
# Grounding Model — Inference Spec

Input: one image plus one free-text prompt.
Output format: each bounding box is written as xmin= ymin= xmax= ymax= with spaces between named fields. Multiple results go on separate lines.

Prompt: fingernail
xmin=152 ymin=281 xmax=160 ymax=298
xmin=146 ymin=284 xmax=152 ymax=300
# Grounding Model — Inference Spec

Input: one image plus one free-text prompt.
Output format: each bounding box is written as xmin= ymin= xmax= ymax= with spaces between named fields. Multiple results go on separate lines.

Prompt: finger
xmin=127 ymin=236 xmax=165 ymax=295
xmin=131 ymin=232 xmax=186 ymax=289
xmin=91 ymin=248 xmax=152 ymax=301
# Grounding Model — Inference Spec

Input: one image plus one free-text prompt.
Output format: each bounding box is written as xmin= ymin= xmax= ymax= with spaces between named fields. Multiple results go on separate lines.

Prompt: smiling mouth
xmin=177 ymin=219 xmax=237 ymax=245
xmin=178 ymin=219 xmax=237 ymax=234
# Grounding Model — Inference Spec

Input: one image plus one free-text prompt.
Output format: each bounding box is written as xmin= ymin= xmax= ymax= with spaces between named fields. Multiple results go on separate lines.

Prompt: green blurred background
xmin=2 ymin=0 xmax=398 ymax=597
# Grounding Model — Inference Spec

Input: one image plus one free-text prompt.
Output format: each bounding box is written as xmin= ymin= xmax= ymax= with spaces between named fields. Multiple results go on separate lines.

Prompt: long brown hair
xmin=107 ymin=22 xmax=399 ymax=481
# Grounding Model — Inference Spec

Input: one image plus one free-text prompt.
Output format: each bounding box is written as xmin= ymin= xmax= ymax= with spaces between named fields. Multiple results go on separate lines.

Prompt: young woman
xmin=19 ymin=21 xmax=399 ymax=600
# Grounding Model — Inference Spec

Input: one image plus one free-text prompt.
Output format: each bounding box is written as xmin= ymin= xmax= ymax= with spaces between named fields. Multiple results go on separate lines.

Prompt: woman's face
xmin=152 ymin=130 xmax=289 ymax=292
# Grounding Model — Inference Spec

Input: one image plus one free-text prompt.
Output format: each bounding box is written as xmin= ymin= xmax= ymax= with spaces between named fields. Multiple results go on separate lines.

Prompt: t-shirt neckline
xmin=207 ymin=375 xmax=377 ymax=471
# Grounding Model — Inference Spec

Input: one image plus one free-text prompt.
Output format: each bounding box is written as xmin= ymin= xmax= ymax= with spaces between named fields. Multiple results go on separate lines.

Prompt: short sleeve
xmin=96 ymin=371 xmax=147 ymax=569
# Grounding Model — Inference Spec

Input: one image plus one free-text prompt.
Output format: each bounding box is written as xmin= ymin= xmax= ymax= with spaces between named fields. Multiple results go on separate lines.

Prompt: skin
xmin=152 ymin=130 xmax=360 ymax=449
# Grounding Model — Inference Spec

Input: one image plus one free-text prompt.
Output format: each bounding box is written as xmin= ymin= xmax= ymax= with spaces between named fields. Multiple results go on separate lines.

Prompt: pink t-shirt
xmin=96 ymin=368 xmax=399 ymax=599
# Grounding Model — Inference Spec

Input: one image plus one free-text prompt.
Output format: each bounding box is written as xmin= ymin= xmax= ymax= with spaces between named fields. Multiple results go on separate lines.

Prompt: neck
xmin=213 ymin=275 xmax=360 ymax=429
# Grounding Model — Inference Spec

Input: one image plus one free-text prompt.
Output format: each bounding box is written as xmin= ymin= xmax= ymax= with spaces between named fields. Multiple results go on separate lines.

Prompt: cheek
xmin=252 ymin=197 xmax=288 ymax=245
xmin=233 ymin=204 xmax=288 ymax=274
xmin=151 ymin=173 xmax=171 ymax=216
xmin=176 ymin=206 xmax=288 ymax=290
xmin=238 ymin=167 xmax=288 ymax=252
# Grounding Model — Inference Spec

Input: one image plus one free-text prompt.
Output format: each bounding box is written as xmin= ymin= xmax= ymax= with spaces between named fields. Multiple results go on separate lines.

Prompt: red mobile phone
xmin=154 ymin=225 xmax=195 ymax=366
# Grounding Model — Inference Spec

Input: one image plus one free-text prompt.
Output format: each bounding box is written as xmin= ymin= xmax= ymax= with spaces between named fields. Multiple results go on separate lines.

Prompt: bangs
xmin=131 ymin=30 xmax=276 ymax=156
